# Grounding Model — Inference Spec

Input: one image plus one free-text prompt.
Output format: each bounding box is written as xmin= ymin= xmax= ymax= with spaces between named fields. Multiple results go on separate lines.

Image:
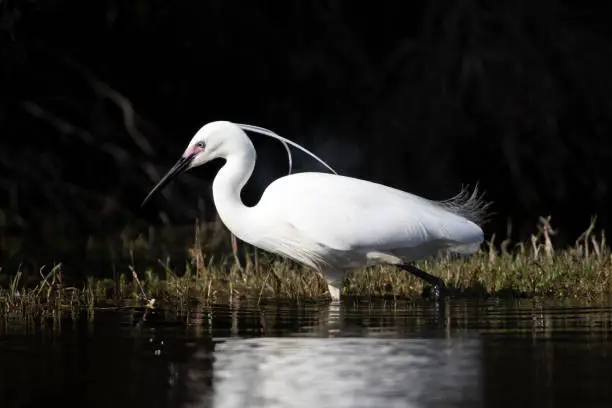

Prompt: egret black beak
xmin=141 ymin=154 xmax=195 ymax=207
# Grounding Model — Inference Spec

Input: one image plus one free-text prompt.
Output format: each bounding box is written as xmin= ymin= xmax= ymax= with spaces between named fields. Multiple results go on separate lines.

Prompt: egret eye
xmin=197 ymin=141 xmax=205 ymax=149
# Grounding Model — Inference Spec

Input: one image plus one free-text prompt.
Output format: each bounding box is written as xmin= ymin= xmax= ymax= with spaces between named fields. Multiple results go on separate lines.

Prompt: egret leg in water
xmin=141 ymin=121 xmax=487 ymax=301
xmin=400 ymin=264 xmax=446 ymax=299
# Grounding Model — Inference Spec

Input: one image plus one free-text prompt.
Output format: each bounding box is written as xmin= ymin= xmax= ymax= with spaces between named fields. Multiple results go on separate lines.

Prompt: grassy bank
xmin=1 ymin=217 xmax=611 ymax=321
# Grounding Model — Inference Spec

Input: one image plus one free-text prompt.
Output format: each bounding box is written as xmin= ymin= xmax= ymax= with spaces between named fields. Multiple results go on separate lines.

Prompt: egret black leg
xmin=399 ymin=264 xmax=446 ymax=299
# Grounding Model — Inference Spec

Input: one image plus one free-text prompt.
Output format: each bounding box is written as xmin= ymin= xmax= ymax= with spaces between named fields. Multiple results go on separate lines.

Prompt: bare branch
xmin=21 ymin=101 xmax=95 ymax=144
xmin=57 ymin=54 xmax=156 ymax=156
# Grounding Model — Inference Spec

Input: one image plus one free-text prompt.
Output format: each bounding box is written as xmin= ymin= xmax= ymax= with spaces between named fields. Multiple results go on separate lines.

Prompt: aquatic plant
xmin=0 ymin=216 xmax=610 ymax=322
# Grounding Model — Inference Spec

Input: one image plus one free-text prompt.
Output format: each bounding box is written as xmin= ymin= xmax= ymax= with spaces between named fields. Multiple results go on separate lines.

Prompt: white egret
xmin=142 ymin=121 xmax=487 ymax=301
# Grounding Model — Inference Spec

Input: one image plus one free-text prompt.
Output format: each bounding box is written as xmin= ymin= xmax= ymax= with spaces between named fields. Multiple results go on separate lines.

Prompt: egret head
xmin=141 ymin=120 xmax=337 ymax=207
xmin=141 ymin=121 xmax=247 ymax=206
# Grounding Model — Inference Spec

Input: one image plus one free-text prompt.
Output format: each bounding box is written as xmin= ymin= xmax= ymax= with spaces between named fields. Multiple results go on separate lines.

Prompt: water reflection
xmin=211 ymin=337 xmax=481 ymax=408
xmin=1 ymin=298 xmax=611 ymax=408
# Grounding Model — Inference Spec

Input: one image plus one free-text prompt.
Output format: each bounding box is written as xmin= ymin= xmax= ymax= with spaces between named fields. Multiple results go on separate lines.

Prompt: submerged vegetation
xmin=1 ymin=217 xmax=611 ymax=322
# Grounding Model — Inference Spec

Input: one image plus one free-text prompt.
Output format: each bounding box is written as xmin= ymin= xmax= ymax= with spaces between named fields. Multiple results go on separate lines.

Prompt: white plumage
xmin=142 ymin=121 xmax=487 ymax=301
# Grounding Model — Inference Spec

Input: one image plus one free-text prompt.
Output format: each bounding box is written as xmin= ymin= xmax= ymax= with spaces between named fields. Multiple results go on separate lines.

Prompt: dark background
xmin=1 ymin=0 xmax=611 ymax=276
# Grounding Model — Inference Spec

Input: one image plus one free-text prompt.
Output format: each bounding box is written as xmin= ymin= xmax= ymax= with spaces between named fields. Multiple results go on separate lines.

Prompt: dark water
xmin=1 ymin=298 xmax=611 ymax=408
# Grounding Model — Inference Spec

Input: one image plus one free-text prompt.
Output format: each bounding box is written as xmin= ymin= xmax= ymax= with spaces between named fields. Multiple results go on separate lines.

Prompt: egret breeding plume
xmin=142 ymin=121 xmax=487 ymax=301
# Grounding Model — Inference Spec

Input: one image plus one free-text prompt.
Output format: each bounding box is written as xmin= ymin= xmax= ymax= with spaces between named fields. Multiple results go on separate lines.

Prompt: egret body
xmin=143 ymin=121 xmax=487 ymax=301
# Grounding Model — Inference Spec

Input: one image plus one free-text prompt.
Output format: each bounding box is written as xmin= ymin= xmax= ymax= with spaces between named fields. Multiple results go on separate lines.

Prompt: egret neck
xmin=212 ymin=141 xmax=257 ymax=243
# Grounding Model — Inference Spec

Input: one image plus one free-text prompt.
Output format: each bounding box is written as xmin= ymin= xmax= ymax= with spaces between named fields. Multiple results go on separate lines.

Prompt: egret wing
xmin=257 ymin=173 xmax=483 ymax=253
